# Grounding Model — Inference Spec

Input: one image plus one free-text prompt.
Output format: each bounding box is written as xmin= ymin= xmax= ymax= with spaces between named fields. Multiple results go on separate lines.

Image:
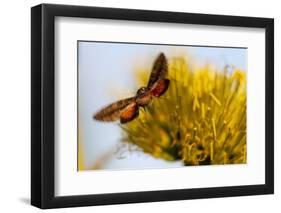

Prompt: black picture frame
xmin=31 ymin=3 xmax=274 ymax=209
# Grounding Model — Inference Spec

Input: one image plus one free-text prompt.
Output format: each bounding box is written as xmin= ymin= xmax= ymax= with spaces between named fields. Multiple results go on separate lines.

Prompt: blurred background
xmin=78 ymin=41 xmax=247 ymax=171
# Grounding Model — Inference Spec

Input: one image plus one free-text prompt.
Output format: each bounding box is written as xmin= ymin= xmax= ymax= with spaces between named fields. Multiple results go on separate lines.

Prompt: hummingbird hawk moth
xmin=93 ymin=53 xmax=170 ymax=124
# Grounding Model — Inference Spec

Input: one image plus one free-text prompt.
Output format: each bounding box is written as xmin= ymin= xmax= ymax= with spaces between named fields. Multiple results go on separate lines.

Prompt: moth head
xmin=136 ymin=87 xmax=148 ymax=96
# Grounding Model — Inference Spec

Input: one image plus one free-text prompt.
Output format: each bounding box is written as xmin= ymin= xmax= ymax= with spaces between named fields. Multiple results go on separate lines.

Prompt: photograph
xmin=78 ymin=41 xmax=247 ymax=171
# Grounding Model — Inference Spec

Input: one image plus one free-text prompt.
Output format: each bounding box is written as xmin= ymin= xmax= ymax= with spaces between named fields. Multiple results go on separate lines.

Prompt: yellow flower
xmin=121 ymin=56 xmax=247 ymax=166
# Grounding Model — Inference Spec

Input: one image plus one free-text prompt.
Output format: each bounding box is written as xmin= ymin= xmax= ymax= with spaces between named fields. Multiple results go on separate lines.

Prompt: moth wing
xmin=147 ymin=53 xmax=168 ymax=88
xmin=120 ymin=101 xmax=139 ymax=124
xmin=150 ymin=79 xmax=170 ymax=97
xmin=93 ymin=97 xmax=135 ymax=122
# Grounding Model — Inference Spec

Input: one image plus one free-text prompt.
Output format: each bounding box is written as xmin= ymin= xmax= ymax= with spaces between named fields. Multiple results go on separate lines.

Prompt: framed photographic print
xmin=31 ymin=3 xmax=274 ymax=209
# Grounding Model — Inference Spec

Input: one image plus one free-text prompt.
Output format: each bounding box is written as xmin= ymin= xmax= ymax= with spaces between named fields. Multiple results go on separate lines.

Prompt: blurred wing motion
xmin=94 ymin=97 xmax=137 ymax=122
xmin=147 ymin=52 xmax=168 ymax=88
xmin=150 ymin=79 xmax=170 ymax=97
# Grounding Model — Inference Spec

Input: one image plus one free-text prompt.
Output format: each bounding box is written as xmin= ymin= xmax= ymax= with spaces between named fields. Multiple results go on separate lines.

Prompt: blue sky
xmin=78 ymin=41 xmax=247 ymax=170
